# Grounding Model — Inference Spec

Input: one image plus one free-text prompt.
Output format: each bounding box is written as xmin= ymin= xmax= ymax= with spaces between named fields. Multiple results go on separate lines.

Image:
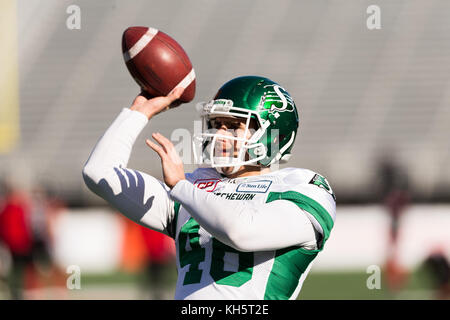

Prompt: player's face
xmin=210 ymin=117 xmax=257 ymax=176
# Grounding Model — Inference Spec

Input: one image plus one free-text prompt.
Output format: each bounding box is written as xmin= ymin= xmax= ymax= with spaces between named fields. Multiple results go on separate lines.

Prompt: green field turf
xmin=1 ymin=263 xmax=438 ymax=300
xmin=299 ymin=268 xmax=435 ymax=300
xmin=77 ymin=264 xmax=438 ymax=300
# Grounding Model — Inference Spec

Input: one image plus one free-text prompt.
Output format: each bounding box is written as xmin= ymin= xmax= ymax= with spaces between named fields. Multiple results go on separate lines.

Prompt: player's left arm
xmin=170 ymin=180 xmax=319 ymax=252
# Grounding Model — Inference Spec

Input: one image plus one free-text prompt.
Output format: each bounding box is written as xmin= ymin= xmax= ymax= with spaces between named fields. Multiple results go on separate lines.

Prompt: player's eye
xmin=226 ymin=120 xmax=243 ymax=130
xmin=209 ymin=119 xmax=244 ymax=131
xmin=209 ymin=120 xmax=222 ymax=130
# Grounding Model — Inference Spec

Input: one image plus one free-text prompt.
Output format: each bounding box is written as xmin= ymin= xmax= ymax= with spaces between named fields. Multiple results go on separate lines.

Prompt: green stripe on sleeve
xmin=266 ymin=191 xmax=334 ymax=249
xmin=168 ymin=201 xmax=181 ymax=239
xmin=264 ymin=246 xmax=317 ymax=300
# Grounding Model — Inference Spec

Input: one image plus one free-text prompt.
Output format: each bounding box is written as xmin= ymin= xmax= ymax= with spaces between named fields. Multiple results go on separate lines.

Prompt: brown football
xmin=122 ymin=26 xmax=195 ymax=103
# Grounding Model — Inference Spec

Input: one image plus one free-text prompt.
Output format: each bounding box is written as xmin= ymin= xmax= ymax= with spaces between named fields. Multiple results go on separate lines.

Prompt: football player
xmin=83 ymin=76 xmax=336 ymax=299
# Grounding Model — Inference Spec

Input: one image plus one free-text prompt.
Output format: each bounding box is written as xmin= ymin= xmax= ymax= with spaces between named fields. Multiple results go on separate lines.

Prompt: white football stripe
xmin=169 ymin=68 xmax=196 ymax=94
xmin=123 ymin=27 xmax=158 ymax=62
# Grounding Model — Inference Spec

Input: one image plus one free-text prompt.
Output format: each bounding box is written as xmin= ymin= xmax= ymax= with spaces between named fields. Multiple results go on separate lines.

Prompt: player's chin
xmin=221 ymin=164 xmax=243 ymax=175
xmin=221 ymin=166 xmax=235 ymax=175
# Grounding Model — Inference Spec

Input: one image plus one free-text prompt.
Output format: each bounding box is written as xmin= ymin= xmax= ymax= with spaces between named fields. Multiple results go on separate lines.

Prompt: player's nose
xmin=216 ymin=126 xmax=234 ymax=137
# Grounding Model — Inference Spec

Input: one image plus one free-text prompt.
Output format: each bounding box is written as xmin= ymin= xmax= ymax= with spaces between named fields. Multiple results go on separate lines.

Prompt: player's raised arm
xmin=82 ymin=88 xmax=183 ymax=236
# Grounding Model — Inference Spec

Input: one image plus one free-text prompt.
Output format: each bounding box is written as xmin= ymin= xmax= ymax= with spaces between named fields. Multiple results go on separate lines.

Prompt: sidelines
xmin=47 ymin=205 xmax=450 ymax=274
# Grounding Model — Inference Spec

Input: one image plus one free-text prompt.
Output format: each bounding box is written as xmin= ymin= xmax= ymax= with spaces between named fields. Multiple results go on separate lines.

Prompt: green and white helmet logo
xmin=260 ymin=84 xmax=296 ymax=113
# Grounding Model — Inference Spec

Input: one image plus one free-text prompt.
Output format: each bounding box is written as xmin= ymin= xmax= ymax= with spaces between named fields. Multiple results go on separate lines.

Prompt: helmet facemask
xmin=193 ymin=99 xmax=267 ymax=175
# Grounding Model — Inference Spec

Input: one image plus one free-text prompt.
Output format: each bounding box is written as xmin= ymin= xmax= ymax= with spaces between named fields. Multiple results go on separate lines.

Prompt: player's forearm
xmin=83 ymin=166 xmax=174 ymax=234
xmin=83 ymin=108 xmax=148 ymax=182
xmin=170 ymin=180 xmax=317 ymax=252
xmin=82 ymin=108 xmax=174 ymax=234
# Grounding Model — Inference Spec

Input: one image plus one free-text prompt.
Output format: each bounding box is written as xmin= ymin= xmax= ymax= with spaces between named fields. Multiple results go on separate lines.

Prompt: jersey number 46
xmin=178 ymin=218 xmax=254 ymax=287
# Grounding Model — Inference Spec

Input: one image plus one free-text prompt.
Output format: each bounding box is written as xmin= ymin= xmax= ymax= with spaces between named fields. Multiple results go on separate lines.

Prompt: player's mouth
xmin=215 ymin=139 xmax=234 ymax=157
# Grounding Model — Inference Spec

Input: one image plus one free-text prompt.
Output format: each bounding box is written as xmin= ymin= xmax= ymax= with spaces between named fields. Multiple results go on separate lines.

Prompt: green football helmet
xmin=193 ymin=76 xmax=299 ymax=174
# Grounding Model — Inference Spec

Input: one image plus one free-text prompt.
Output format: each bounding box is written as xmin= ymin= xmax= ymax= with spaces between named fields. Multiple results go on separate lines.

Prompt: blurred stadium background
xmin=0 ymin=0 xmax=449 ymax=299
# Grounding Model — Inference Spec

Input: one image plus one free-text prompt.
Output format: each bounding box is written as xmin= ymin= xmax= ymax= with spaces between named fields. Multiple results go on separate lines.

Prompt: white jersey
xmin=170 ymin=167 xmax=335 ymax=300
xmin=83 ymin=108 xmax=336 ymax=300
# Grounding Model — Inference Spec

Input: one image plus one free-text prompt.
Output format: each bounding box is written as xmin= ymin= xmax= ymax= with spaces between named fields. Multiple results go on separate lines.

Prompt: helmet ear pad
xmin=247 ymin=115 xmax=296 ymax=167
xmin=247 ymin=124 xmax=281 ymax=167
